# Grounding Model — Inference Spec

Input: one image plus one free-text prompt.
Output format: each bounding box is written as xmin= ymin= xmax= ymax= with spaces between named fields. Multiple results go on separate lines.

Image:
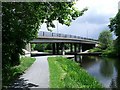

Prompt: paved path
xmin=8 ymin=55 xmax=72 ymax=89
xmin=22 ymin=56 xmax=49 ymax=88
xmin=8 ymin=56 xmax=49 ymax=89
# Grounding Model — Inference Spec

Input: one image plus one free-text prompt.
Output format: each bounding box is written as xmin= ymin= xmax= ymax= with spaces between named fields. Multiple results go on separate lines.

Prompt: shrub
xmin=102 ymin=47 xmax=116 ymax=57
xmin=34 ymin=44 xmax=45 ymax=52
xmin=89 ymin=47 xmax=102 ymax=52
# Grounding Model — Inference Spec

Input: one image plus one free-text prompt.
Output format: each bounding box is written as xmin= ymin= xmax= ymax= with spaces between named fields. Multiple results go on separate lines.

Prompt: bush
xmin=102 ymin=47 xmax=116 ymax=57
xmin=89 ymin=47 xmax=102 ymax=52
xmin=34 ymin=44 xmax=45 ymax=52
xmin=31 ymin=44 xmax=36 ymax=51
xmin=45 ymin=43 xmax=52 ymax=50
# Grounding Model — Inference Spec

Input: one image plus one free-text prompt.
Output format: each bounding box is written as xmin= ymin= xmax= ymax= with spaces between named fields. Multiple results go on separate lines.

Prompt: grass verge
xmin=48 ymin=56 xmax=103 ymax=88
xmin=3 ymin=57 xmax=36 ymax=87
xmin=12 ymin=57 xmax=36 ymax=74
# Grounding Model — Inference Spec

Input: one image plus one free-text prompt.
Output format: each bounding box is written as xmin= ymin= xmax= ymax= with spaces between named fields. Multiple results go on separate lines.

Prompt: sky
xmin=39 ymin=0 xmax=120 ymax=39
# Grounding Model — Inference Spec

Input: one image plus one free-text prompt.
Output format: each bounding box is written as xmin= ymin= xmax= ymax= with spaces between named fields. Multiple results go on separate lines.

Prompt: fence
xmin=38 ymin=31 xmax=97 ymax=41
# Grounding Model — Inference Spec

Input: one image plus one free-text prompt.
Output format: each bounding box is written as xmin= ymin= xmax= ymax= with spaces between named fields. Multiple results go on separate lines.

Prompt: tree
xmin=2 ymin=2 xmax=87 ymax=66
xmin=98 ymin=30 xmax=113 ymax=49
xmin=109 ymin=10 xmax=120 ymax=56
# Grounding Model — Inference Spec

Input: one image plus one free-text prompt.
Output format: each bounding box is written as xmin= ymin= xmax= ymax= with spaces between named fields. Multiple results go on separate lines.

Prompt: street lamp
xmin=118 ymin=1 xmax=120 ymax=10
xmin=57 ymin=21 xmax=58 ymax=34
xmin=87 ymin=30 xmax=88 ymax=38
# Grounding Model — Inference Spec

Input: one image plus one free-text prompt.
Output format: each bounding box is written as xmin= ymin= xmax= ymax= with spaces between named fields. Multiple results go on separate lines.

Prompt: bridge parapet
xmin=38 ymin=31 xmax=97 ymax=42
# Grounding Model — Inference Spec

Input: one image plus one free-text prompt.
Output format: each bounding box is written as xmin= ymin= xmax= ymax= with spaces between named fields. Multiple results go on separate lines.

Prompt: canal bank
xmin=48 ymin=56 xmax=103 ymax=88
xmin=6 ymin=55 xmax=120 ymax=89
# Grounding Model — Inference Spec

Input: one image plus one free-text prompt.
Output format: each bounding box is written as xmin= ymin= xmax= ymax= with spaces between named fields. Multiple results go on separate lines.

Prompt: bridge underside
xmin=27 ymin=41 xmax=96 ymax=56
xmin=29 ymin=43 xmax=95 ymax=56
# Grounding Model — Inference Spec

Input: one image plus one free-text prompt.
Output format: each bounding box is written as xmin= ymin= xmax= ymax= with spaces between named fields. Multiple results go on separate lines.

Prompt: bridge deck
xmin=30 ymin=31 xmax=99 ymax=44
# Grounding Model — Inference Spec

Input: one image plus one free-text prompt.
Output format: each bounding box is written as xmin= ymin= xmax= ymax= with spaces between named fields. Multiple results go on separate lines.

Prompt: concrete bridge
xmin=26 ymin=31 xmax=99 ymax=55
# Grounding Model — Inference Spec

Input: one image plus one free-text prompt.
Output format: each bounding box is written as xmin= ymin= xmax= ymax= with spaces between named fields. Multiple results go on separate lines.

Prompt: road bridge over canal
xmin=26 ymin=31 xmax=99 ymax=55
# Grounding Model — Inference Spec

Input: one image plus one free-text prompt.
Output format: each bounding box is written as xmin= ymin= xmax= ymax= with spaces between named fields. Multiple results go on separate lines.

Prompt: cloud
xmin=39 ymin=0 xmax=119 ymax=39
xmin=74 ymin=11 xmax=110 ymax=25
xmin=74 ymin=0 xmax=119 ymax=15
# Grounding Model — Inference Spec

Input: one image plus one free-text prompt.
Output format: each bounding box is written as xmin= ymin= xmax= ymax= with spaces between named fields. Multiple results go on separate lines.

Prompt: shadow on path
xmin=5 ymin=56 xmax=49 ymax=89
xmin=7 ymin=78 xmax=39 ymax=90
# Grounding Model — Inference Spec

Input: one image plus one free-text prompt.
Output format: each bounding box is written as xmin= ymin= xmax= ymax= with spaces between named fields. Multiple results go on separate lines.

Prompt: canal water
xmin=74 ymin=55 xmax=120 ymax=88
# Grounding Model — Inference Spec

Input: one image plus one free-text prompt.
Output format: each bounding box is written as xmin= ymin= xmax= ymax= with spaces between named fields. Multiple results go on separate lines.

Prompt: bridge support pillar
xmin=74 ymin=43 xmax=77 ymax=53
xmin=52 ymin=43 xmax=56 ymax=55
xmin=61 ymin=43 xmax=65 ymax=55
xmin=79 ymin=44 xmax=82 ymax=52
xmin=70 ymin=43 xmax=73 ymax=52
xmin=26 ymin=43 xmax=31 ymax=52
xmin=56 ymin=43 xmax=59 ymax=55
xmin=76 ymin=43 xmax=79 ymax=52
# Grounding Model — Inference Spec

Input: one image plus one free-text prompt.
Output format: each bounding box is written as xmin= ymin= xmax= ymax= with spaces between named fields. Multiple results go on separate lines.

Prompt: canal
xmin=74 ymin=55 xmax=120 ymax=88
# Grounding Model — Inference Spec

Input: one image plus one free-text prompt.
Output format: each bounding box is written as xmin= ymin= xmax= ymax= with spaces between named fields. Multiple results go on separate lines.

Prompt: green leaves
xmin=98 ymin=30 xmax=113 ymax=49
xmin=2 ymin=2 xmax=87 ymax=68
xmin=109 ymin=10 xmax=120 ymax=56
xmin=45 ymin=2 xmax=87 ymax=28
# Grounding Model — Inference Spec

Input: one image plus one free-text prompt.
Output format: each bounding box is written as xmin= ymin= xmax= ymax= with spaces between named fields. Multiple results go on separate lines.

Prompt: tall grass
xmin=48 ymin=57 xmax=103 ymax=88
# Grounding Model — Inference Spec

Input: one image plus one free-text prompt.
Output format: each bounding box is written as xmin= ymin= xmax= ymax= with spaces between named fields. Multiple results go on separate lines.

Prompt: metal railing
xmin=38 ymin=31 xmax=97 ymax=41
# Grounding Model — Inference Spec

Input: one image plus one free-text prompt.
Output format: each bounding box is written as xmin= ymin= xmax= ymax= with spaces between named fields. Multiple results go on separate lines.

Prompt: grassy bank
xmin=3 ymin=57 xmax=36 ymax=87
xmin=48 ymin=57 xmax=103 ymax=88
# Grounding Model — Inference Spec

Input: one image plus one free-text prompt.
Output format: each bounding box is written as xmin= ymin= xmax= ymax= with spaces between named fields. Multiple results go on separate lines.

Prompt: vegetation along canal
xmin=74 ymin=55 xmax=120 ymax=88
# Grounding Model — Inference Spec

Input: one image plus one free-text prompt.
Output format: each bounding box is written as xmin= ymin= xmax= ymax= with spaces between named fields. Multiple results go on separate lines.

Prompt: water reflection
xmin=100 ymin=58 xmax=114 ymax=78
xmin=74 ymin=55 xmax=119 ymax=88
xmin=113 ymin=58 xmax=120 ymax=89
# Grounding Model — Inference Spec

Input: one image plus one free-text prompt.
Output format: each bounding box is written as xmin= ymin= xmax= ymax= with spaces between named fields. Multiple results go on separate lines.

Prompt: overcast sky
xmin=39 ymin=0 xmax=120 ymax=39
